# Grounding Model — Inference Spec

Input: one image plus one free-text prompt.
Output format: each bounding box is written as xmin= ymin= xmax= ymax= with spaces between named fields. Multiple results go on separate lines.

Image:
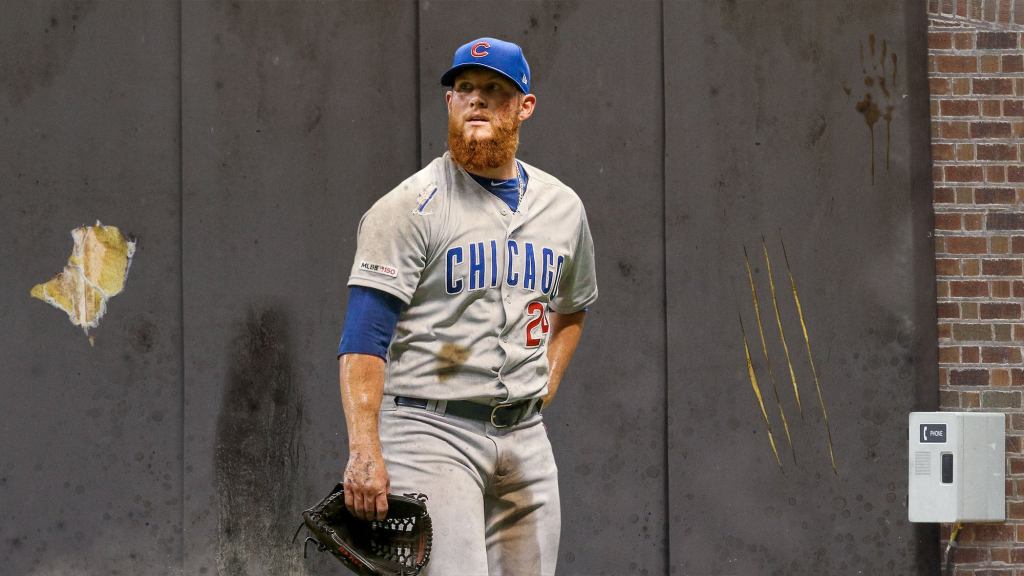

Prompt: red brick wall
xmin=928 ymin=0 xmax=1024 ymax=572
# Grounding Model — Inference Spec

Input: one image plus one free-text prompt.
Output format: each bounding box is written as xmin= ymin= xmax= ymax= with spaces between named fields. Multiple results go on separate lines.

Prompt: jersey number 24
xmin=525 ymin=301 xmax=550 ymax=347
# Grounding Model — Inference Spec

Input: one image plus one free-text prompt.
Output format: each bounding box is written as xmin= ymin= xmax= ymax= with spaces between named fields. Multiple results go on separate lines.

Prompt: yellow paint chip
xmin=31 ymin=221 xmax=135 ymax=334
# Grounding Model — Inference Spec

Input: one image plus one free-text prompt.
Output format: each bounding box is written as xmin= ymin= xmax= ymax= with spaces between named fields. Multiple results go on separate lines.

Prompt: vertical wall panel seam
xmin=660 ymin=0 xmax=670 ymax=572
xmin=177 ymin=0 xmax=185 ymax=572
xmin=415 ymin=0 xmax=422 ymax=167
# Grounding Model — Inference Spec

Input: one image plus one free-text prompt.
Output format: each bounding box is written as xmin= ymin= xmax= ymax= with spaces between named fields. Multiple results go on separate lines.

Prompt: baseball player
xmin=337 ymin=37 xmax=597 ymax=575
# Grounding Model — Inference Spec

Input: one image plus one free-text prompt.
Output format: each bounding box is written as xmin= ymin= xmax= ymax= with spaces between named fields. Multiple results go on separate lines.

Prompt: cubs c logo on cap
xmin=470 ymin=41 xmax=490 ymax=57
xmin=440 ymin=37 xmax=530 ymax=93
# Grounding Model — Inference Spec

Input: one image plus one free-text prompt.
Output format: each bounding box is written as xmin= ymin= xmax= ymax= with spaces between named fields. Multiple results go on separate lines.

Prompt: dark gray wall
xmin=2 ymin=1 xmax=935 ymax=575
xmin=0 ymin=1 xmax=183 ymax=575
xmin=180 ymin=2 xmax=419 ymax=574
xmin=665 ymin=0 xmax=937 ymax=574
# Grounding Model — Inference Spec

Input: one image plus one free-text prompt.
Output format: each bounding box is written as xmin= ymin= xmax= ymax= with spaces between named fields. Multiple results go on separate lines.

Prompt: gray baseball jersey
xmin=347 ymin=152 xmax=598 ymax=404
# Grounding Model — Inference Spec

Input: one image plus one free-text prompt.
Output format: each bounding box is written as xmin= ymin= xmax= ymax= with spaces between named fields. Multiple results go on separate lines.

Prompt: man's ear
xmin=445 ymin=90 xmax=453 ymax=111
xmin=519 ymin=94 xmax=537 ymax=121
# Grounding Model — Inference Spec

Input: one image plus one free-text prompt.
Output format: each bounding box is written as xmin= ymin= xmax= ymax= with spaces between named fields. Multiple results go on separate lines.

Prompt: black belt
xmin=394 ymin=396 xmax=542 ymax=429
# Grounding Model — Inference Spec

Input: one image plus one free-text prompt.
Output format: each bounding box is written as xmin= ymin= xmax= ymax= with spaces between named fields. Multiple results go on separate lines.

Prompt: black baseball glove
xmin=294 ymin=483 xmax=432 ymax=576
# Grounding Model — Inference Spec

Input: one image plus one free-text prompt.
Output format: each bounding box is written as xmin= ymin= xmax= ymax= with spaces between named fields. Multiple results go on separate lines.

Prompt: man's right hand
xmin=343 ymin=444 xmax=390 ymax=521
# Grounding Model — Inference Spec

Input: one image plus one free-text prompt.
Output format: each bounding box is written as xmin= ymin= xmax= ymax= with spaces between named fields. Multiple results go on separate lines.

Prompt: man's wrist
xmin=348 ymin=440 xmax=382 ymax=452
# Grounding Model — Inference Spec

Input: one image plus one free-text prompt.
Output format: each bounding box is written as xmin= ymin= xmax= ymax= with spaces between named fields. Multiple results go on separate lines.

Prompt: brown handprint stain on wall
xmin=854 ymin=34 xmax=899 ymax=184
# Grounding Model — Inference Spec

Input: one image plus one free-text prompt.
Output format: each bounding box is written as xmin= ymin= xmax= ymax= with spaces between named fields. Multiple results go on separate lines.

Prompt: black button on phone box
xmin=941 ymin=453 xmax=953 ymax=484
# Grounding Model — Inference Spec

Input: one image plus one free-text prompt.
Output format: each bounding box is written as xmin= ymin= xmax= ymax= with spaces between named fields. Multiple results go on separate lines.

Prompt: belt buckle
xmin=490 ymin=402 xmax=521 ymax=429
xmin=490 ymin=400 xmax=535 ymax=429
xmin=490 ymin=403 xmax=511 ymax=428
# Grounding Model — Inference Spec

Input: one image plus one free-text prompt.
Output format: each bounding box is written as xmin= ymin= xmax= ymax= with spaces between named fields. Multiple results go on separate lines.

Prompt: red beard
xmin=447 ymin=109 xmax=521 ymax=172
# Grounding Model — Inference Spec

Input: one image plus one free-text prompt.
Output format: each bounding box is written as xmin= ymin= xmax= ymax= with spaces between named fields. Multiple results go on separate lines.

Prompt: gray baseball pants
xmin=379 ymin=396 xmax=561 ymax=576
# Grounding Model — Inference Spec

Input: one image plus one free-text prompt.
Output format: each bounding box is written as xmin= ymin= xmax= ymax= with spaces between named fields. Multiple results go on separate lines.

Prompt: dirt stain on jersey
xmin=214 ymin=306 xmax=307 ymax=575
xmin=436 ymin=343 xmax=470 ymax=382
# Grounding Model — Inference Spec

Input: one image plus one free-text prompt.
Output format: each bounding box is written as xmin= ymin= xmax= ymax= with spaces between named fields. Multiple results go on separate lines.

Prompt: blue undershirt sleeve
xmin=338 ymin=286 xmax=404 ymax=360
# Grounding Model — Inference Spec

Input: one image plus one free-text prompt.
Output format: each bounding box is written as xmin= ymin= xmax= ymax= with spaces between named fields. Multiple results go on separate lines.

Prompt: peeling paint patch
xmin=31 ymin=221 xmax=135 ymax=337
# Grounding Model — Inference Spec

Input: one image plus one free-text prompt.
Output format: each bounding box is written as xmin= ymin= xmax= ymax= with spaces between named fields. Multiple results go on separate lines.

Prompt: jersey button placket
xmin=498 ymin=225 xmax=518 ymax=377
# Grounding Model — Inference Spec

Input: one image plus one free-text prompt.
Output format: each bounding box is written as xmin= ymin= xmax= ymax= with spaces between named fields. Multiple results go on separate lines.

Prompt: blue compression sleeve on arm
xmin=338 ymin=286 xmax=403 ymax=360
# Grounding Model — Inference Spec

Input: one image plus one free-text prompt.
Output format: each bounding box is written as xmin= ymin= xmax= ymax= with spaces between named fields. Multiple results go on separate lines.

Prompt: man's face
xmin=445 ymin=68 xmax=535 ymax=172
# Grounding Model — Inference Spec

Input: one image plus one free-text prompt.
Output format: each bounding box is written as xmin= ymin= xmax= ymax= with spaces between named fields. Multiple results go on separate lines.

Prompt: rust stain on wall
xmin=854 ymin=33 xmax=898 ymax=184
xmin=31 ymin=221 xmax=135 ymax=338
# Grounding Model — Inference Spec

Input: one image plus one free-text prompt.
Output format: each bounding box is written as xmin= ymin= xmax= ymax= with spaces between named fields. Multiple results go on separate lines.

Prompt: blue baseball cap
xmin=440 ymin=37 xmax=531 ymax=94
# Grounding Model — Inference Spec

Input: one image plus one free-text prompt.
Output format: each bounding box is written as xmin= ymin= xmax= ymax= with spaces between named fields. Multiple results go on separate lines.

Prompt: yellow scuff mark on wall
xmin=762 ymin=235 xmax=803 ymax=417
xmin=31 ymin=221 xmax=136 ymax=338
xmin=743 ymin=246 xmax=796 ymax=464
xmin=780 ymin=238 xmax=838 ymax=476
xmin=739 ymin=312 xmax=783 ymax=472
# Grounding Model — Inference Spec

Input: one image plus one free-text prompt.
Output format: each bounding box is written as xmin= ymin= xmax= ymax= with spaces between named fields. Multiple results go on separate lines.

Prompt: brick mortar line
xmin=938 ymin=308 xmax=1024 ymax=311
xmin=937 ymin=289 xmax=1024 ymax=293
xmin=930 ymin=142 xmax=1024 ymax=145
xmin=928 ymin=52 xmax=1024 ymax=55
xmin=928 ymin=74 xmax=1024 ymax=78
xmin=937 ymin=165 xmax=1024 ymax=169
xmin=938 ymin=337 xmax=1024 ymax=340
xmin=937 ymin=317 xmax=1023 ymax=319
xmin=942 ymin=360 xmax=1024 ymax=363
xmin=933 ymin=209 xmax=1024 ymax=212
xmin=937 ymin=332 xmax=1024 ymax=336
xmin=938 ymin=343 xmax=1024 ymax=346
xmin=937 ymin=295 xmax=1024 ymax=301
xmin=927 ymin=19 xmax=1024 ymax=32
xmin=932 ymin=116 xmax=1024 ymax=118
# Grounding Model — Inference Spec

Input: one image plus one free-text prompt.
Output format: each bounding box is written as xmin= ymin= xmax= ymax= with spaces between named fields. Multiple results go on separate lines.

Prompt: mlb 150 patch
xmin=359 ymin=261 xmax=398 ymax=278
